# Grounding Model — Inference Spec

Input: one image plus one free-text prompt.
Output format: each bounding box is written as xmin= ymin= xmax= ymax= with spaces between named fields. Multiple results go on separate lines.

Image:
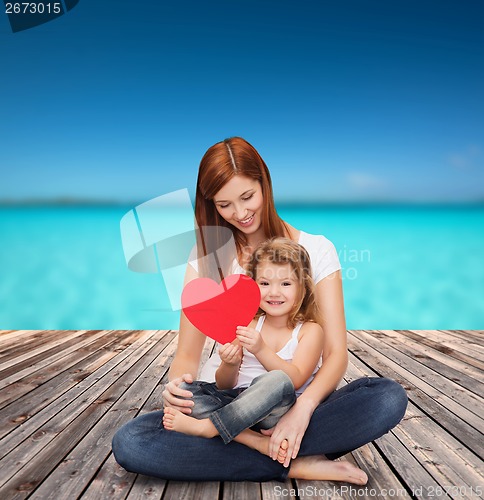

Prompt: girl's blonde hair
xmin=247 ymin=237 xmax=322 ymax=328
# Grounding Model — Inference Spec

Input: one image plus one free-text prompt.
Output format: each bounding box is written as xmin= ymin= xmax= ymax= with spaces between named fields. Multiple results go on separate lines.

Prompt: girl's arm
xmin=215 ymin=343 xmax=242 ymax=389
xmin=268 ymin=270 xmax=347 ymax=465
xmin=236 ymin=323 xmax=324 ymax=390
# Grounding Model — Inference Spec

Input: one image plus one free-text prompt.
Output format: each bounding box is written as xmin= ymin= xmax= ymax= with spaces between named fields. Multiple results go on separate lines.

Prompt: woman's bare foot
xmin=288 ymin=456 xmax=368 ymax=485
xmin=163 ymin=408 xmax=218 ymax=438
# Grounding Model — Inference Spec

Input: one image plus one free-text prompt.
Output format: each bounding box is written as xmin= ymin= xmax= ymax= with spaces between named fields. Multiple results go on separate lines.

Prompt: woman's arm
xmin=298 ymin=270 xmax=348 ymax=408
xmin=163 ymin=264 xmax=208 ymax=413
xmin=268 ymin=270 xmax=347 ymax=465
xmin=168 ymin=310 xmax=207 ymax=381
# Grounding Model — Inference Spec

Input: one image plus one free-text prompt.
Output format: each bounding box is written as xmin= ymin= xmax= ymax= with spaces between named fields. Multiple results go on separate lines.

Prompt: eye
xmin=242 ymin=193 xmax=254 ymax=201
xmin=218 ymin=203 xmax=230 ymax=209
xmin=282 ymin=282 xmax=292 ymax=286
xmin=259 ymin=281 xmax=269 ymax=286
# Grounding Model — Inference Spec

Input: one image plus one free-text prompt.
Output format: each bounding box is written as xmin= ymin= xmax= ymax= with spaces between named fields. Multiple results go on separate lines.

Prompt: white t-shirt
xmin=197 ymin=230 xmax=341 ymax=383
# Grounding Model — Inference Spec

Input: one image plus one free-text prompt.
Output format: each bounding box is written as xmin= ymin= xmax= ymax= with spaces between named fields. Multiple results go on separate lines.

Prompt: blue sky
xmin=1 ymin=0 xmax=483 ymax=203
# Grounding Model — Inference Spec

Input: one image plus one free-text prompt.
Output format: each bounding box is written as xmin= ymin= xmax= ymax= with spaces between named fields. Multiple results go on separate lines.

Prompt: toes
xmin=277 ymin=442 xmax=288 ymax=464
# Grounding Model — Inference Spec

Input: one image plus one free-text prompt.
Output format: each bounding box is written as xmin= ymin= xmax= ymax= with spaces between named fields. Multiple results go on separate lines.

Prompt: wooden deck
xmin=0 ymin=329 xmax=482 ymax=499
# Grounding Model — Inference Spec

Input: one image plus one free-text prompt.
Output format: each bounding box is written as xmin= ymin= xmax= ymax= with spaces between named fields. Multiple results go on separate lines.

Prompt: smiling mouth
xmin=267 ymin=301 xmax=284 ymax=305
xmin=238 ymin=214 xmax=254 ymax=225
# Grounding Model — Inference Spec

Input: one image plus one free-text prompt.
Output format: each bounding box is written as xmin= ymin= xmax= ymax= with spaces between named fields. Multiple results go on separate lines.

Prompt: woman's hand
xmin=162 ymin=373 xmax=195 ymax=414
xmin=219 ymin=342 xmax=243 ymax=365
xmin=267 ymin=400 xmax=314 ymax=467
xmin=236 ymin=326 xmax=265 ymax=354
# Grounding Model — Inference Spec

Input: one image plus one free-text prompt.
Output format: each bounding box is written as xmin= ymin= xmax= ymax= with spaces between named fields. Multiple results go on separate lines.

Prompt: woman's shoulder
xmin=298 ymin=230 xmax=335 ymax=252
xmin=296 ymin=230 xmax=341 ymax=283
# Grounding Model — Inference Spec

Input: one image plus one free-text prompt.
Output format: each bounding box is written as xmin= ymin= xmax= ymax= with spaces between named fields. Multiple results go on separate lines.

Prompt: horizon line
xmin=1 ymin=196 xmax=484 ymax=207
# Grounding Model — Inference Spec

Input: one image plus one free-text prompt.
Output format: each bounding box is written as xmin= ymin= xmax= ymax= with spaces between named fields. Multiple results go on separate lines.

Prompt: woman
xmin=112 ymin=137 xmax=408 ymax=482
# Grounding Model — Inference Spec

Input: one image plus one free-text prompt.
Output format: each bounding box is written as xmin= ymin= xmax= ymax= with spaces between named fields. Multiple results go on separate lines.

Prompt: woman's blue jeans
xmin=184 ymin=370 xmax=296 ymax=444
xmin=112 ymin=377 xmax=408 ymax=482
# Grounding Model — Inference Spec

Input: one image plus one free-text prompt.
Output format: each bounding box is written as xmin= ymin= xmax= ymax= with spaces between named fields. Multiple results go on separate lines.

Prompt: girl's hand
xmin=236 ymin=326 xmax=265 ymax=354
xmin=162 ymin=373 xmax=195 ymax=414
xmin=268 ymin=400 xmax=313 ymax=467
xmin=219 ymin=342 xmax=243 ymax=365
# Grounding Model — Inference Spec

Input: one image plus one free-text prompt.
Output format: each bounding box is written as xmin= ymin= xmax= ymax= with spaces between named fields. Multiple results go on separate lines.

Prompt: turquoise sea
xmin=0 ymin=205 xmax=483 ymax=330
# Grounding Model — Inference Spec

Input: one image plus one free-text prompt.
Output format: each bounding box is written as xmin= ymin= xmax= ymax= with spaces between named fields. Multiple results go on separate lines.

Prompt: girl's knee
xmin=263 ymin=370 xmax=295 ymax=393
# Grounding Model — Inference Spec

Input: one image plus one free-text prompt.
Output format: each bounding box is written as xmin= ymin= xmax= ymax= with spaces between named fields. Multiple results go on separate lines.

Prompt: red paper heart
xmin=181 ymin=274 xmax=261 ymax=344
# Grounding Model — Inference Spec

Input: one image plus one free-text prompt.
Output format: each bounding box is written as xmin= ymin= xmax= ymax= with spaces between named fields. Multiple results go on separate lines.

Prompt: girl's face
xmin=255 ymin=261 xmax=300 ymax=318
xmin=213 ymin=175 xmax=264 ymax=236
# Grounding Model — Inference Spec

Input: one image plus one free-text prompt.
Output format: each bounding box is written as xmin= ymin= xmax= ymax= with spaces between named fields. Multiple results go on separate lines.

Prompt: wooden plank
xmin=440 ymin=329 xmax=484 ymax=344
xmin=0 ymin=331 xmax=175 ymax=499
xmin=395 ymin=330 xmax=484 ymax=370
xmin=0 ymin=331 xmax=156 ymax=439
xmin=0 ymin=331 xmax=172 ymax=487
xmin=0 ymin=330 xmax=160 ymax=458
xmin=347 ymin=333 xmax=484 ymax=458
xmin=31 ymin=331 xmax=176 ymax=499
xmin=358 ymin=330 xmax=484 ymax=413
xmin=395 ymin=404 xmax=484 ymax=491
xmin=364 ymin=331 xmax=484 ymax=398
xmin=0 ymin=330 xmax=106 ymax=379
xmin=0 ymin=329 xmax=118 ymax=391
xmin=137 ymin=335 xmax=215 ymax=415
xmin=83 ymin=335 xmax=215 ymax=497
xmin=79 ymin=454 xmax=137 ymax=500
xmin=345 ymin=352 xmax=450 ymax=498
xmin=0 ymin=330 xmax=17 ymax=336
xmin=261 ymin=480 xmax=294 ymax=499
xmin=0 ymin=330 xmax=92 ymax=371
xmin=160 ymin=481 xmax=220 ymax=500
xmin=348 ymin=334 xmax=484 ymax=491
xmin=349 ymin=331 xmax=484 ymax=429
xmin=0 ymin=330 xmax=65 ymax=356
xmin=222 ymin=481 xmax=261 ymax=499
xmin=376 ymin=330 xmax=483 ymax=396
xmin=0 ymin=330 xmax=139 ymax=407
xmin=0 ymin=329 xmax=482 ymax=498
xmin=0 ymin=330 xmax=45 ymax=344
xmin=125 ymin=474 xmax=167 ymax=500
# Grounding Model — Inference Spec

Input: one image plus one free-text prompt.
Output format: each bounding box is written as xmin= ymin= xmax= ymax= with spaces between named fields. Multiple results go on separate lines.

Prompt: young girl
xmin=162 ymin=237 xmax=328 ymax=465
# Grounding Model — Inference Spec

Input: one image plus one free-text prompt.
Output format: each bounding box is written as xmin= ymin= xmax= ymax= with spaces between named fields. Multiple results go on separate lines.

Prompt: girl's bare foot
xmin=163 ymin=408 xmax=218 ymax=438
xmin=276 ymin=439 xmax=289 ymax=463
xmin=288 ymin=456 xmax=368 ymax=485
xmin=239 ymin=432 xmax=288 ymax=461
xmin=259 ymin=429 xmax=289 ymax=463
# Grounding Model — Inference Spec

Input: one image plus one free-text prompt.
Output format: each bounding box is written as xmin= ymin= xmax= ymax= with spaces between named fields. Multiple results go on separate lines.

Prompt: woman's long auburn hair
xmin=247 ymin=237 xmax=322 ymax=328
xmin=195 ymin=137 xmax=289 ymax=274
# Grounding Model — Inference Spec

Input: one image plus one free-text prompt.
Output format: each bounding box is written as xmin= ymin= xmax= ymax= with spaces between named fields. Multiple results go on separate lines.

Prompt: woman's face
xmin=213 ymin=175 xmax=264 ymax=236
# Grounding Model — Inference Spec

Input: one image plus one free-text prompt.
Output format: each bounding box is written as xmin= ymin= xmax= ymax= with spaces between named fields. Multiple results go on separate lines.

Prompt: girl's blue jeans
xmin=112 ymin=376 xmax=408 ymax=482
xmin=183 ymin=370 xmax=296 ymax=444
